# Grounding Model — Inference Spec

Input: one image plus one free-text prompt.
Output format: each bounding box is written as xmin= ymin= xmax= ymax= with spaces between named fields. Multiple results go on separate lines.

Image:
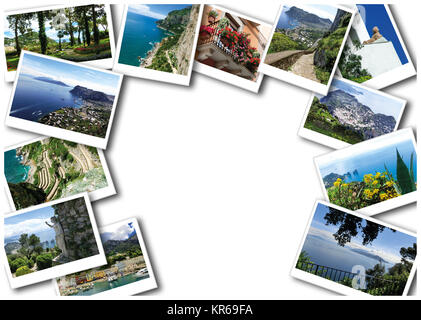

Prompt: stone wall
xmin=51 ymin=197 xmax=99 ymax=261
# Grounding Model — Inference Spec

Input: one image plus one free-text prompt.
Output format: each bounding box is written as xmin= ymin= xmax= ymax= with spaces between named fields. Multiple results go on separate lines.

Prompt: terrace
xmin=196 ymin=20 xmax=256 ymax=80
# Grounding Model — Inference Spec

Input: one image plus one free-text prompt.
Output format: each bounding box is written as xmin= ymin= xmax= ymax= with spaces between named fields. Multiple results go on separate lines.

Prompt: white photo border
xmin=112 ymin=4 xmax=204 ymax=86
xmin=53 ymin=217 xmax=158 ymax=297
xmin=3 ymin=136 xmax=116 ymax=211
xmin=3 ymin=3 xmax=116 ymax=82
xmin=314 ymin=128 xmax=417 ymax=216
xmin=290 ymin=200 xmax=417 ymax=296
xmin=337 ymin=5 xmax=416 ymax=90
xmin=3 ymin=193 xmax=106 ymax=289
xmin=5 ymin=51 xmax=123 ymax=150
xmin=259 ymin=4 xmax=356 ymax=96
xmin=298 ymin=76 xmax=407 ymax=149
xmin=193 ymin=4 xmax=270 ymax=93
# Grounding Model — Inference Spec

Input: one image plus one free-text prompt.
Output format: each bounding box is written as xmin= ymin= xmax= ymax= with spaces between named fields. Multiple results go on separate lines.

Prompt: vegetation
xmin=147 ymin=34 xmax=181 ymax=73
xmin=7 ymin=138 xmax=106 ymax=210
xmin=338 ymin=40 xmax=372 ymax=83
xmin=4 ymin=5 xmax=110 ymax=71
xmin=327 ymin=150 xmax=416 ymax=210
xmin=304 ymin=97 xmax=365 ymax=144
xmin=267 ymin=32 xmax=304 ymax=54
xmin=296 ymin=207 xmax=416 ymax=296
xmin=6 ymin=233 xmax=61 ymax=277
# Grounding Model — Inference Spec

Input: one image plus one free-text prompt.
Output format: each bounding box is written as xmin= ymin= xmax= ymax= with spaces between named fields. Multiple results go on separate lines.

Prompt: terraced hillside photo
xmin=5 ymin=137 xmax=109 ymax=210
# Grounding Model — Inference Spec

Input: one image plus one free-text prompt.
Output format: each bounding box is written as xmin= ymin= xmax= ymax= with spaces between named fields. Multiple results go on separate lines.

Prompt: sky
xmin=21 ymin=53 xmax=120 ymax=95
xmin=357 ymin=4 xmax=408 ymax=65
xmin=128 ymin=4 xmax=191 ymax=20
xmin=317 ymin=129 xmax=415 ymax=172
xmin=307 ymin=203 xmax=415 ymax=265
xmin=315 ymin=78 xmax=404 ymax=120
xmin=100 ymin=222 xmax=136 ymax=242
xmin=286 ymin=4 xmax=338 ymax=22
xmin=4 ymin=12 xmax=73 ymax=42
xmin=4 ymin=205 xmax=55 ymax=240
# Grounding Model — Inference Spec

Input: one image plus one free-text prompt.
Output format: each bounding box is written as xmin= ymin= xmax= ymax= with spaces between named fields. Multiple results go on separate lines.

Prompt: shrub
xmin=267 ymin=33 xmax=303 ymax=54
xmin=15 ymin=266 xmax=33 ymax=277
xmin=36 ymin=253 xmax=53 ymax=270
xmin=10 ymin=257 xmax=29 ymax=273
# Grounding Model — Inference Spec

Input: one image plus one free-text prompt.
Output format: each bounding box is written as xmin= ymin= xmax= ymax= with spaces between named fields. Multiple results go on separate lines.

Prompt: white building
xmin=344 ymin=12 xmax=401 ymax=77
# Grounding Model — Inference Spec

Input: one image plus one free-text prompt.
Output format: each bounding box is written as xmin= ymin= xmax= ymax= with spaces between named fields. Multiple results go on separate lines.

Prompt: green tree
xmin=91 ymin=5 xmax=100 ymax=45
xmin=37 ymin=11 xmax=48 ymax=54
xmin=323 ymin=207 xmax=393 ymax=246
xmin=6 ymin=13 xmax=32 ymax=54
xmin=16 ymin=266 xmax=33 ymax=277
xmin=36 ymin=253 xmax=53 ymax=270
xmin=18 ymin=233 xmax=43 ymax=259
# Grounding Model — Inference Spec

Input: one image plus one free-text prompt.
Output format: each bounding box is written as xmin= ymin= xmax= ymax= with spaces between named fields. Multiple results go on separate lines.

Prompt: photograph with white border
xmin=5 ymin=51 xmax=123 ymax=149
xmin=259 ymin=4 xmax=355 ymax=95
xmin=3 ymin=4 xmax=116 ymax=82
xmin=4 ymin=136 xmax=116 ymax=211
xmin=314 ymin=128 xmax=417 ymax=216
xmin=193 ymin=5 xmax=272 ymax=93
xmin=291 ymin=200 xmax=416 ymax=296
xmin=299 ymin=76 xmax=406 ymax=149
xmin=113 ymin=4 xmax=203 ymax=86
xmin=3 ymin=193 xmax=106 ymax=289
xmin=337 ymin=4 xmax=416 ymax=89
xmin=54 ymin=218 xmax=157 ymax=297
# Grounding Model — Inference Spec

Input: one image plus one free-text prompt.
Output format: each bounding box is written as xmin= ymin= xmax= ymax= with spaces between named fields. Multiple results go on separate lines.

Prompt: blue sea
xmin=118 ymin=12 xmax=171 ymax=67
xmin=301 ymin=234 xmax=395 ymax=279
xmin=4 ymin=149 xmax=30 ymax=184
xmin=10 ymin=74 xmax=83 ymax=122
xmin=277 ymin=6 xmax=300 ymax=30
xmin=320 ymin=139 xmax=417 ymax=184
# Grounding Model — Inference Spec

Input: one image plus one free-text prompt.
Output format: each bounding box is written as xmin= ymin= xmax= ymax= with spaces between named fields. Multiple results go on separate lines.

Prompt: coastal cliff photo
xmin=4 ymin=137 xmax=115 ymax=210
xmin=6 ymin=51 xmax=122 ymax=149
xmin=114 ymin=4 xmax=202 ymax=85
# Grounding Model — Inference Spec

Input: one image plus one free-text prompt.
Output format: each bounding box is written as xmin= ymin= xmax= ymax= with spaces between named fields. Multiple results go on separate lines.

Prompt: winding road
xmin=290 ymin=52 xmax=320 ymax=83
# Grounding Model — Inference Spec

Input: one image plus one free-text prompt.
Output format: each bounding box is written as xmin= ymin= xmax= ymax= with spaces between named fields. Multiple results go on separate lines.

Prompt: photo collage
xmin=1 ymin=4 xmax=417 ymax=297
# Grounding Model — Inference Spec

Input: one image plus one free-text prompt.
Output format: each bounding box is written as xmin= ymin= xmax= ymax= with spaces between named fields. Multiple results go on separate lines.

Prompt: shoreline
xmin=16 ymin=148 xmax=36 ymax=184
xmin=140 ymin=41 xmax=162 ymax=68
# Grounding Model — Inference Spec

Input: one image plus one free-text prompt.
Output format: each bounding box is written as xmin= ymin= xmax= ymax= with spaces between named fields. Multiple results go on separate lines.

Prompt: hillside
xmin=286 ymin=6 xmax=332 ymax=30
xmin=156 ymin=6 xmax=192 ymax=34
xmin=4 ymin=31 xmax=56 ymax=48
xmin=103 ymin=234 xmax=140 ymax=256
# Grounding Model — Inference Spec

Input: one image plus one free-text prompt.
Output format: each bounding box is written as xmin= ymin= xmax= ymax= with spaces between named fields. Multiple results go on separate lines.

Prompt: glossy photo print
xmin=337 ymin=5 xmax=416 ymax=89
xmin=299 ymin=77 xmax=406 ymax=149
xmin=55 ymin=218 xmax=157 ymax=297
xmin=113 ymin=4 xmax=203 ymax=85
xmin=4 ymin=136 xmax=115 ymax=211
xmin=292 ymin=201 xmax=416 ymax=296
xmin=6 ymin=51 xmax=123 ymax=149
xmin=193 ymin=5 xmax=272 ymax=93
xmin=315 ymin=128 xmax=417 ymax=216
xmin=3 ymin=4 xmax=115 ymax=82
xmin=3 ymin=194 xmax=105 ymax=289
xmin=259 ymin=4 xmax=355 ymax=95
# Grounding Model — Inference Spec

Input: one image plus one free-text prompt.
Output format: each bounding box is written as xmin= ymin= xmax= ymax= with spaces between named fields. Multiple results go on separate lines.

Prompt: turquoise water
xmin=71 ymin=273 xmax=150 ymax=296
xmin=118 ymin=11 xmax=170 ymax=67
xmin=4 ymin=149 xmax=30 ymax=184
xmin=320 ymin=139 xmax=417 ymax=185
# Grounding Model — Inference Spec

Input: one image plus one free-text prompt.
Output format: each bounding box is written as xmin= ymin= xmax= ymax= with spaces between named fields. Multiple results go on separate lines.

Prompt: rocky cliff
xmin=50 ymin=197 xmax=99 ymax=262
xmin=156 ymin=6 xmax=191 ymax=32
xmin=320 ymin=90 xmax=396 ymax=139
xmin=173 ymin=4 xmax=200 ymax=75
xmin=70 ymin=85 xmax=114 ymax=104
xmin=286 ymin=6 xmax=332 ymax=30
xmin=329 ymin=9 xmax=348 ymax=32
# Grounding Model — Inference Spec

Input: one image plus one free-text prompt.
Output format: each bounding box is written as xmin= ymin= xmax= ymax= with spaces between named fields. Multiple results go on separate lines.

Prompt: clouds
xmin=101 ymin=223 xmax=135 ymax=242
xmin=4 ymin=218 xmax=50 ymax=239
xmin=293 ymin=4 xmax=337 ymax=22
xmin=128 ymin=5 xmax=166 ymax=20
xmin=307 ymin=226 xmax=402 ymax=265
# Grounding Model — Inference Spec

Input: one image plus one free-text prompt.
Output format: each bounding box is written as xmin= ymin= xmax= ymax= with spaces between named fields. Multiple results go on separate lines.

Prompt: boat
xmin=135 ymin=268 xmax=148 ymax=277
xmin=107 ymin=274 xmax=118 ymax=282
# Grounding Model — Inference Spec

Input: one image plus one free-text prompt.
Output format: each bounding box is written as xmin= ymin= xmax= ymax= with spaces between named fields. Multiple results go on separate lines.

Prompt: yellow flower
xmin=380 ymin=193 xmax=388 ymax=200
xmin=334 ymin=181 xmax=340 ymax=188
xmin=386 ymin=181 xmax=393 ymax=187
xmin=375 ymin=172 xmax=381 ymax=178
xmin=373 ymin=180 xmax=378 ymax=185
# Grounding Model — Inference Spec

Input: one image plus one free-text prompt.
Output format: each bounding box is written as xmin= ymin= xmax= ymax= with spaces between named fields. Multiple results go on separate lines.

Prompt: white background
xmin=0 ymin=1 xmax=418 ymax=299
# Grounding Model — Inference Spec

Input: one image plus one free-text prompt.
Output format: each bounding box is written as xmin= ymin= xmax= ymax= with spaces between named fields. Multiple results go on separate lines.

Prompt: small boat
xmin=136 ymin=268 xmax=148 ymax=277
xmin=107 ymin=274 xmax=118 ymax=282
